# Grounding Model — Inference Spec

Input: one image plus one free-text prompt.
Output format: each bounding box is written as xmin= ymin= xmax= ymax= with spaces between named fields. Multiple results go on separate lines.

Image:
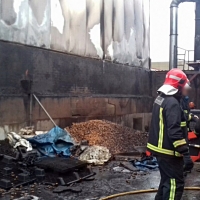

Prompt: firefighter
xmin=180 ymin=80 xmax=199 ymax=129
xmin=147 ymin=69 xmax=194 ymax=200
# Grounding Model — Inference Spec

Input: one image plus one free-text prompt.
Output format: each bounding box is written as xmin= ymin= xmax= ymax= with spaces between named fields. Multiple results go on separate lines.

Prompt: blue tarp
xmin=27 ymin=126 xmax=74 ymax=157
xmin=130 ymin=156 xmax=158 ymax=171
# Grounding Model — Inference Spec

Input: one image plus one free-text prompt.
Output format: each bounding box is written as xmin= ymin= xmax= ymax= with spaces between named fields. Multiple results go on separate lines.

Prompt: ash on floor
xmin=1 ymin=162 xmax=200 ymax=200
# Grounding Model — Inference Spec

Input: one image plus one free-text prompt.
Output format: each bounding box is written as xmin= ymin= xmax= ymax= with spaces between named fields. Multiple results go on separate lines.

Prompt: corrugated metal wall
xmin=0 ymin=0 xmax=150 ymax=68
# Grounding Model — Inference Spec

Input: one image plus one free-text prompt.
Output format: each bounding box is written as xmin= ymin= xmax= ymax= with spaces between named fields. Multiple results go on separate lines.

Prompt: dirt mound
xmin=66 ymin=120 xmax=148 ymax=154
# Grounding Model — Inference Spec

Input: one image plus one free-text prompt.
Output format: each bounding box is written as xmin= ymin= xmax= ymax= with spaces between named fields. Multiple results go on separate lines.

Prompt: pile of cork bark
xmin=66 ymin=120 xmax=148 ymax=154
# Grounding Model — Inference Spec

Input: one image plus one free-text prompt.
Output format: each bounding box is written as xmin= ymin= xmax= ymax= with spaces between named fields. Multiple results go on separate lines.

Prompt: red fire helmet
xmin=184 ymin=78 xmax=191 ymax=89
xmin=189 ymin=102 xmax=195 ymax=109
xmin=158 ymin=69 xmax=188 ymax=95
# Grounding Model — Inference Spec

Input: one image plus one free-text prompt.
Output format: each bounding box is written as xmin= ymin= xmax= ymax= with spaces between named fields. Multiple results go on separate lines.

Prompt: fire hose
xmin=100 ymin=187 xmax=200 ymax=200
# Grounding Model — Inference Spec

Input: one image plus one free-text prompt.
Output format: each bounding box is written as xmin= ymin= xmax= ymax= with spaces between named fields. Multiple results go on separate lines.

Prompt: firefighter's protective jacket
xmin=180 ymin=97 xmax=196 ymax=123
xmin=147 ymin=94 xmax=188 ymax=157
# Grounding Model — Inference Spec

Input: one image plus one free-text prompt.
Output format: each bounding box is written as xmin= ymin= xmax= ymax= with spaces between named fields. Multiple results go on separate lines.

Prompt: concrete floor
xmin=110 ymin=163 xmax=200 ymax=200
xmin=1 ymin=161 xmax=200 ymax=200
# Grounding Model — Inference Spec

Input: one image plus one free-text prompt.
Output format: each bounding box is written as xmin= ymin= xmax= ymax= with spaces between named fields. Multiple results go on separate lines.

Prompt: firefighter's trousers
xmin=155 ymin=156 xmax=184 ymax=200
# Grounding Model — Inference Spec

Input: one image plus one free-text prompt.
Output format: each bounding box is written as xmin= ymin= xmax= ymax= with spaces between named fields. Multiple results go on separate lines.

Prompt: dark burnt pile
xmin=0 ymin=139 xmax=18 ymax=158
xmin=0 ymin=141 xmax=94 ymax=200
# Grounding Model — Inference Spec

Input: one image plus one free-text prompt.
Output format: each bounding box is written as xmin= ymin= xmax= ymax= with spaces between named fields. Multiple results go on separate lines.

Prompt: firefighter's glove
xmin=176 ymin=145 xmax=194 ymax=172
xmin=183 ymin=153 xmax=194 ymax=172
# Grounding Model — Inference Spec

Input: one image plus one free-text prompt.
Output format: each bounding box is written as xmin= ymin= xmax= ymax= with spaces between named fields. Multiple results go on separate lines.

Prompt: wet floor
xmin=109 ymin=163 xmax=200 ymax=200
xmin=110 ymin=192 xmax=200 ymax=200
xmin=0 ymin=161 xmax=200 ymax=200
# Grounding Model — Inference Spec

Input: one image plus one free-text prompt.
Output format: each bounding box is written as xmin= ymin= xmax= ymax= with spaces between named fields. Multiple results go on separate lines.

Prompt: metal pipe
xmin=32 ymin=94 xmax=57 ymax=127
xmin=195 ymin=1 xmax=200 ymax=61
xmin=29 ymin=93 xmax=33 ymax=126
xmin=29 ymin=80 xmax=33 ymax=126
xmin=169 ymin=0 xmax=200 ymax=69
xmin=170 ymin=4 xmax=178 ymax=69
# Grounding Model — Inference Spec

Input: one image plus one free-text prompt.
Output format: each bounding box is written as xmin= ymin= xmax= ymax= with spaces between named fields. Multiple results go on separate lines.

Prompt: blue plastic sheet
xmin=28 ymin=126 xmax=74 ymax=157
xmin=130 ymin=156 xmax=158 ymax=171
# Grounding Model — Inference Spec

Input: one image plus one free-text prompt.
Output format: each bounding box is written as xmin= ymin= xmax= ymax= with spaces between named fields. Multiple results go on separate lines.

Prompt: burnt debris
xmin=0 ymin=140 xmax=95 ymax=199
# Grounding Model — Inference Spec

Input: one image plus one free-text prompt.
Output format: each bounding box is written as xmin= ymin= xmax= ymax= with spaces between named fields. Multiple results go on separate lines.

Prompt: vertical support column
xmin=194 ymin=1 xmax=200 ymax=61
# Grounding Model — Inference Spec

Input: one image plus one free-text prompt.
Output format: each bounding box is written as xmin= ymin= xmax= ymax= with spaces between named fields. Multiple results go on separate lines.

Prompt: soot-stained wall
xmin=0 ymin=41 xmax=153 ymax=139
xmin=0 ymin=0 xmax=150 ymax=68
